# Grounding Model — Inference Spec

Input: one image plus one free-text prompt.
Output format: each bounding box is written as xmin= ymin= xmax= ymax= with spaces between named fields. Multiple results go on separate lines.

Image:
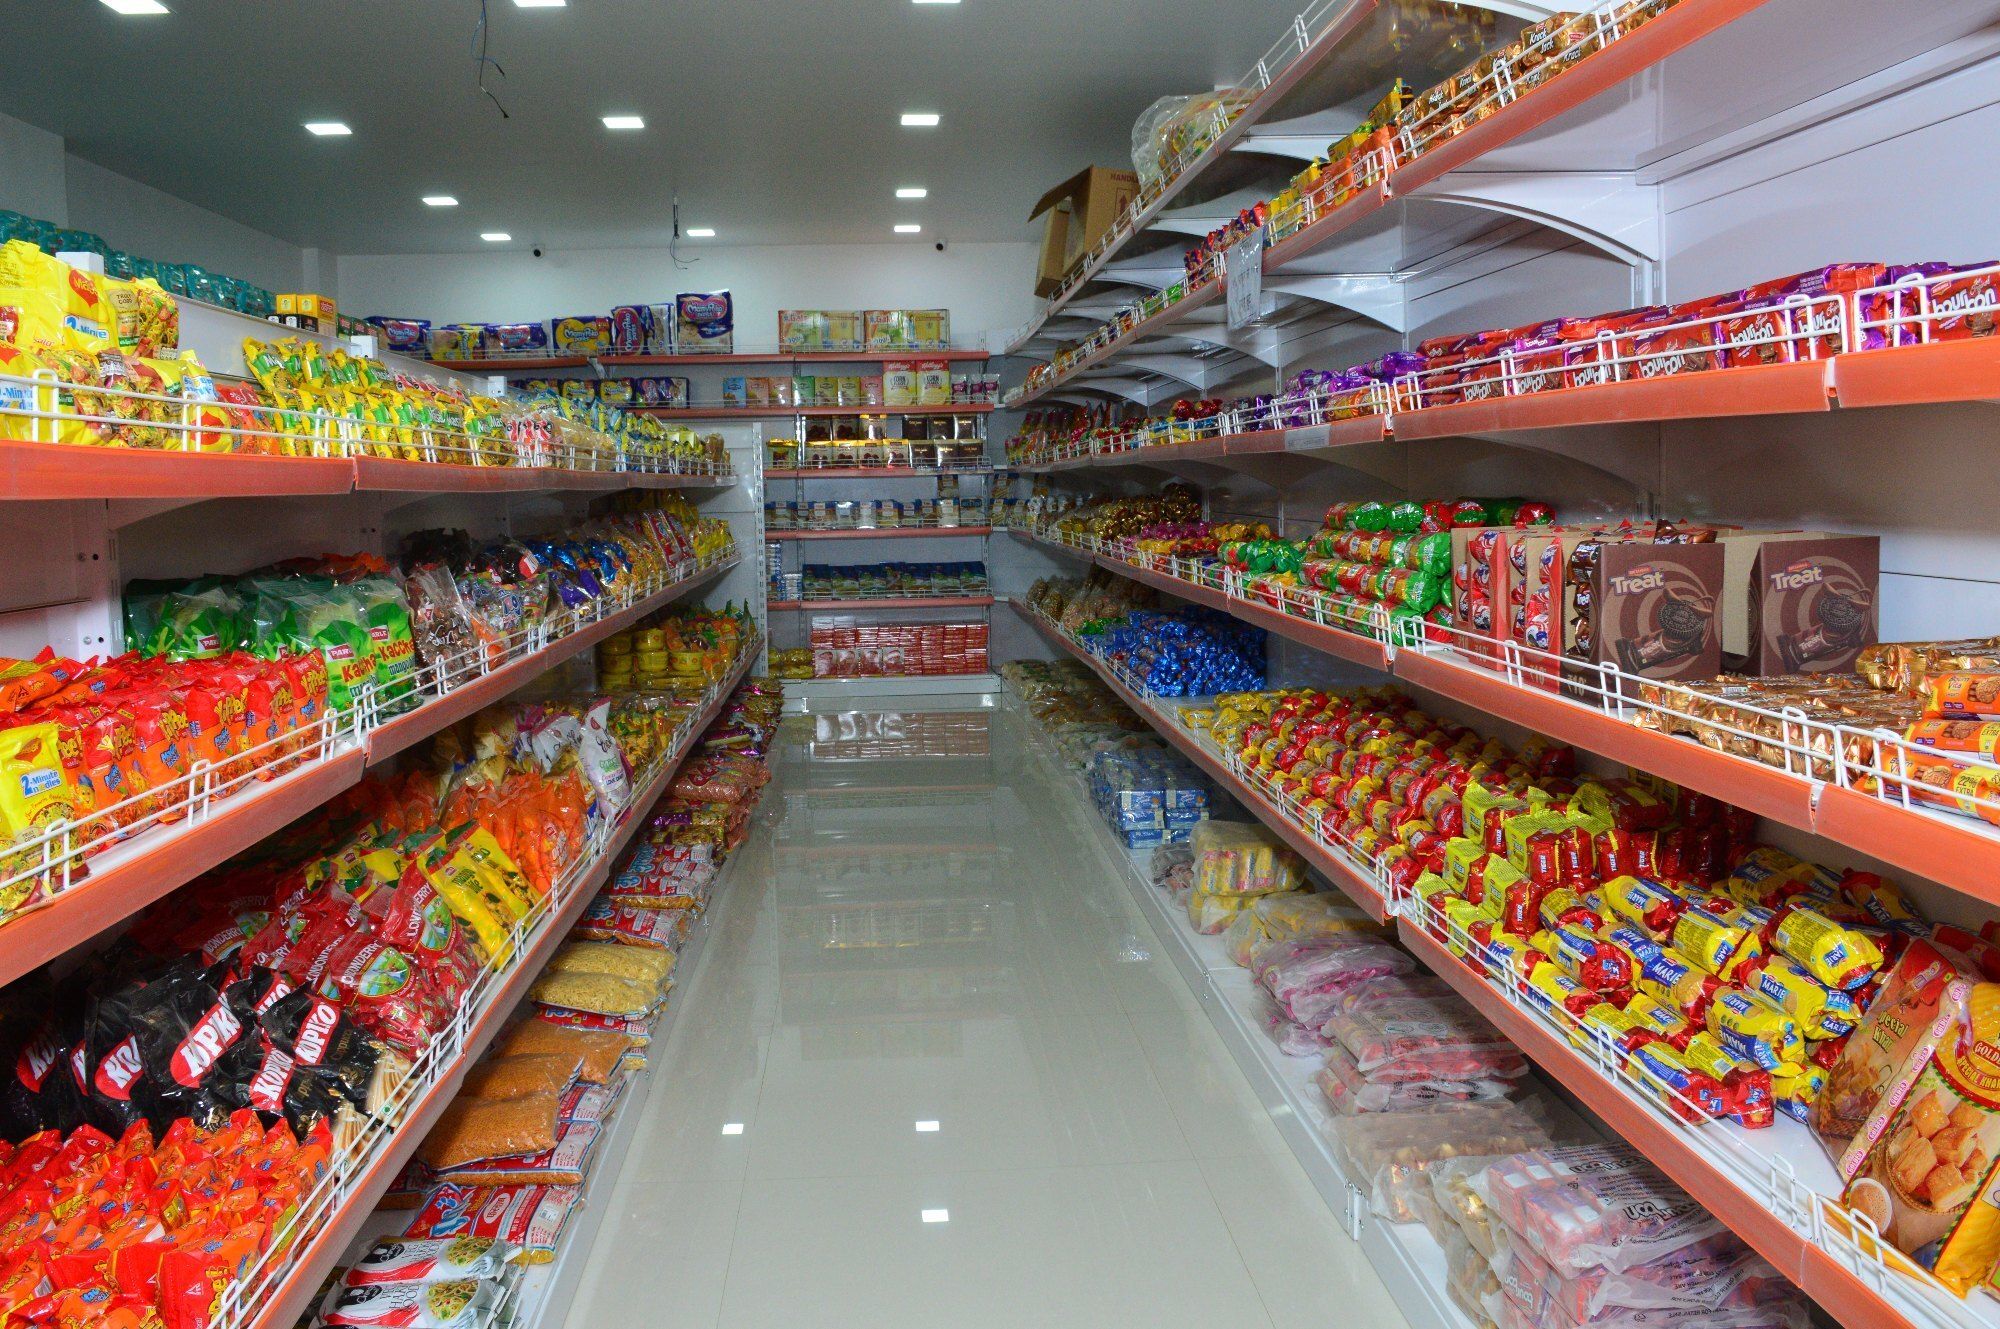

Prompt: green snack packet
xmin=1409 ymin=531 xmax=1452 ymax=575
xmin=351 ymin=576 xmax=419 ymax=710
xmin=1387 ymin=500 xmax=1425 ymax=533
xmin=149 ymin=585 xmax=244 ymax=660
xmin=122 ymin=577 xmax=189 ymax=653
xmin=1350 ymin=501 xmax=1390 ymax=532
xmin=296 ymin=584 xmax=378 ymax=714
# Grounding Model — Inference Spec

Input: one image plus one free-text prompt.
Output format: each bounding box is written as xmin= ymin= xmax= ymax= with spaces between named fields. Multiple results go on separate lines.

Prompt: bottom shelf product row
xmin=305 ymin=680 xmax=783 ymax=1329
xmin=1004 ymin=597 xmax=2000 ymax=1329
xmin=769 ymin=619 xmax=990 ymax=680
xmin=1003 ymin=659 xmax=1809 ymax=1329
xmin=0 ymin=603 xmax=764 ymax=1329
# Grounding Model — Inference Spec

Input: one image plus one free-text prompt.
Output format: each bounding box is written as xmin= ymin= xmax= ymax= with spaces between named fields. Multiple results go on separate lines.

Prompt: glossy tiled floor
xmin=562 ymin=702 xmax=1411 ymax=1329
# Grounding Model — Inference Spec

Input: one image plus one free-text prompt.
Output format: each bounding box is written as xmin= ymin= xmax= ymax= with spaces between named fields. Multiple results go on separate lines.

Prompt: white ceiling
xmin=3 ymin=0 xmax=1315 ymax=254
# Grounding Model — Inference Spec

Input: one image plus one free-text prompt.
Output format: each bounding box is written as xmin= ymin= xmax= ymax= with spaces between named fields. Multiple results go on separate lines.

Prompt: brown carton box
xmin=1585 ymin=540 xmax=1726 ymax=683
xmin=1715 ymin=532 xmax=1880 ymax=674
xmin=1028 ymin=166 xmax=1140 ymax=296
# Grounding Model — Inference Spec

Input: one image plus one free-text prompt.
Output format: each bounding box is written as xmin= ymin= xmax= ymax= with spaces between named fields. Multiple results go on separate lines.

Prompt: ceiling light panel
xmin=686 ymin=228 xmax=716 ymax=238
xmin=100 ymin=0 xmax=170 ymax=13
xmin=900 ymin=112 xmax=940 ymax=127
xmin=896 ymin=187 xmax=928 ymax=199
xmin=512 ymin=0 xmax=567 ymax=6
xmin=480 ymin=232 xmax=512 ymax=242
xmin=303 ymin=121 xmax=352 ymax=136
xmin=423 ymin=195 xmax=459 ymax=207
xmin=602 ymin=115 xmax=645 ymax=130
xmin=894 ymin=224 xmax=923 ymax=234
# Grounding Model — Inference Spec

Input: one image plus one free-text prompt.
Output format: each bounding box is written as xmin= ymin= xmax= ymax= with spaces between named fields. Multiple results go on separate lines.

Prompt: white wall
xmin=0 ymin=108 xmax=308 ymax=293
xmin=333 ymin=241 xmax=1041 ymax=352
xmin=0 ymin=111 xmax=67 ymax=225
xmin=61 ymin=155 xmax=308 ymax=293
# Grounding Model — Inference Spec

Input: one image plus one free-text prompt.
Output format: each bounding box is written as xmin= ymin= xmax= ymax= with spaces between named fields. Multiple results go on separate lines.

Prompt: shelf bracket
xmin=1120 ymin=354 xmax=1221 ymax=391
xmin=1405 ymin=171 xmax=1663 ymax=270
xmin=1146 ymin=185 xmax=1274 ymax=237
xmin=1231 ymin=108 xmax=1356 ymax=164
xmin=1264 ymin=274 xmax=1408 ymax=332
xmin=1181 ymin=325 xmax=1285 ymax=369
xmin=1094 ymin=258 xmax=1187 ymax=292
xmin=1056 ymin=376 xmax=1174 ymax=407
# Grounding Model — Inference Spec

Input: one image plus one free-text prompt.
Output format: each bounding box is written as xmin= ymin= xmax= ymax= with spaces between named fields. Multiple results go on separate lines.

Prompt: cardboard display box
xmin=1028 ymin=166 xmax=1140 ymax=297
xmin=1716 ymin=532 xmax=1880 ymax=674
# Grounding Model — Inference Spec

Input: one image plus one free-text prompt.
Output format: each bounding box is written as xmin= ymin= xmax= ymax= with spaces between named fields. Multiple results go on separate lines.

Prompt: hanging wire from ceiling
xmin=472 ymin=0 xmax=510 ymax=119
xmin=669 ymin=196 xmax=696 ymax=270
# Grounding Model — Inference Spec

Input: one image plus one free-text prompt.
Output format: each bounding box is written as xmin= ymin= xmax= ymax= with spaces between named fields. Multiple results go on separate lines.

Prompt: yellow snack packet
xmin=0 ymin=722 xmax=75 ymax=913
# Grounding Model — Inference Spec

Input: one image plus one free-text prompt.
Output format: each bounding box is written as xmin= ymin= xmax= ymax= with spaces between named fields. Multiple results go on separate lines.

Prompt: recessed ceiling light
xmin=512 ymin=0 xmax=566 ymax=6
xmin=602 ymin=115 xmax=645 ymax=131
xmin=303 ymin=121 xmax=352 ymax=137
xmin=721 ymin=1122 xmax=744 ymax=1136
xmin=100 ymin=0 xmax=169 ymax=13
xmin=900 ymin=112 xmax=940 ymax=128
xmin=921 ymin=1209 xmax=950 ymax=1223
xmin=686 ymin=228 xmax=716 ymax=238
xmin=423 ymin=195 xmax=459 ymax=208
xmin=894 ymin=224 xmax=923 ymax=234
xmin=480 ymin=232 xmax=512 ymax=243
xmin=913 ymin=1 xmax=961 ymax=5
xmin=896 ymin=187 xmax=929 ymax=199
xmin=914 ymin=1120 xmax=940 ymax=1132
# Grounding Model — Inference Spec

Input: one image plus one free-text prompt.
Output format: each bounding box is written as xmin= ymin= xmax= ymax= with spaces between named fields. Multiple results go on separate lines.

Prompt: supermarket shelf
xmin=1827 ymin=337 xmax=2000 ymax=410
xmin=514 ymin=862 xmax=732 ymax=1328
xmin=1393 ymin=917 xmax=1970 ymax=1329
xmin=250 ymin=646 xmax=756 ymax=1329
xmin=1008 ymin=0 xmax=1524 ymax=355
xmin=365 ymin=555 xmax=739 ymax=765
xmin=765 ymin=467 xmax=994 ymax=479
xmin=1017 ymin=706 xmax=1471 ymax=1329
xmin=0 ymin=745 xmax=367 ymax=990
xmin=1026 ymin=530 xmax=2000 ymax=901
xmin=633 ymin=404 xmax=995 ymax=420
xmin=1010 ymin=0 xmax=1771 ymax=403
xmin=1011 ymin=283 xmax=1221 ymax=408
xmin=1389 ymin=359 xmax=1835 ymax=440
xmin=0 ymin=439 xmax=355 ymax=500
xmin=767 ymin=595 xmax=995 ymax=610
xmin=0 ymin=439 xmax=737 ymax=501
xmin=603 ymin=350 xmax=990 ymax=367
xmin=768 ymin=526 xmax=992 ymax=541
xmin=1109 ymin=553 xmax=1392 ymax=673
xmin=1017 ymin=660 xmax=1972 ymax=1329
xmin=351 ymin=457 xmax=625 ymax=492
xmin=429 ymin=355 xmax=591 ymax=371
xmin=1010 ymin=599 xmax=1389 ymax=921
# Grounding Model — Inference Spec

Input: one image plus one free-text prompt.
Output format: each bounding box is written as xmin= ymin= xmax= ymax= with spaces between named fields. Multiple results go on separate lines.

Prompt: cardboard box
xmin=1028 ymin=166 xmax=1140 ymax=296
xmin=1582 ymin=540 xmax=1726 ymax=683
xmin=1716 ymin=532 xmax=1880 ymax=674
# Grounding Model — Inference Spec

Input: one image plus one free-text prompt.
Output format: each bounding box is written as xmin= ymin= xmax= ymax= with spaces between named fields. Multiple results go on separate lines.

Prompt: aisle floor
xmin=563 ymin=701 xmax=1412 ymax=1329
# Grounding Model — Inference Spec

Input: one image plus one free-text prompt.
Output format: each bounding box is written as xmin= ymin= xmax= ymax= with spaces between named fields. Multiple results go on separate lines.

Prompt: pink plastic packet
xmin=1322 ymin=995 xmax=1529 ymax=1084
xmin=1473 ymin=1144 xmax=1726 ymax=1277
xmin=1253 ymin=938 xmax=1414 ymax=1027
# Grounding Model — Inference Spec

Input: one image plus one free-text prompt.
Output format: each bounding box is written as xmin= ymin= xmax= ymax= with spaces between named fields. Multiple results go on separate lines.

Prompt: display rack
xmin=226 ymin=645 xmax=759 ymax=1329
xmin=1008 ymin=599 xmax=1986 ymax=1329
xmin=635 ymin=404 xmax=995 ymax=420
xmin=1007 ymin=523 xmax=2000 ymax=906
xmin=1014 ymin=691 xmax=1474 ymax=1329
xmin=768 ymin=525 xmax=993 ymax=541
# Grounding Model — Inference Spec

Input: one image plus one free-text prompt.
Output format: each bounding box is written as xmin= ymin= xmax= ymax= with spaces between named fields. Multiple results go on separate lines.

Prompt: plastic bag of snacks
xmin=402 ymin=1182 xmax=582 ymax=1264
xmin=1323 ymin=993 xmax=1530 ymax=1084
xmin=420 ymin=1092 xmax=562 ymax=1171
xmin=1251 ymin=937 xmax=1413 ymax=1027
xmin=344 ymin=1236 xmax=520 ymax=1287
xmin=1317 ymin=1045 xmax=1521 ymax=1116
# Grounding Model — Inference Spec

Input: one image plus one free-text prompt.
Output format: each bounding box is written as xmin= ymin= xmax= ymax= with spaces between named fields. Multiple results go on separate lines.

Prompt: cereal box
xmin=916 ymin=359 xmax=951 ymax=407
xmin=778 ymin=310 xmax=824 ymax=352
xmin=883 ymin=361 xmax=917 ymax=408
xmin=824 ymin=310 xmax=864 ymax=352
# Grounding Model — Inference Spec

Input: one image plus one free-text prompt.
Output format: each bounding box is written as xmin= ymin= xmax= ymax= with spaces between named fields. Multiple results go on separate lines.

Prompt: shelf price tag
xmin=1226 ymin=234 xmax=1265 ymax=331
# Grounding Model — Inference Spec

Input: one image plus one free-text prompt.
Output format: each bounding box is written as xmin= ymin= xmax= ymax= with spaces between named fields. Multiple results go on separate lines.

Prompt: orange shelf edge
xmin=251 ymin=649 xmax=754 ymax=1329
xmin=765 ymin=467 xmax=991 ymax=480
xmin=767 ymin=526 xmax=992 ymax=541
xmin=1392 ymin=360 xmax=1834 ymax=441
xmin=1010 ymin=600 xmax=1388 ymax=920
xmin=1829 ymin=337 xmax=2000 ymax=409
xmin=0 ymin=748 xmax=367 ymax=989
xmin=633 ymin=404 xmax=993 ymax=420
xmin=0 ymin=440 xmax=355 ymax=500
xmin=364 ymin=558 xmax=736 ymax=766
xmin=1392 ymin=651 xmax=1818 ymax=832
xmin=1811 ymin=785 xmax=2000 ymax=908
xmin=1397 ymin=922 xmax=1825 ymax=1307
